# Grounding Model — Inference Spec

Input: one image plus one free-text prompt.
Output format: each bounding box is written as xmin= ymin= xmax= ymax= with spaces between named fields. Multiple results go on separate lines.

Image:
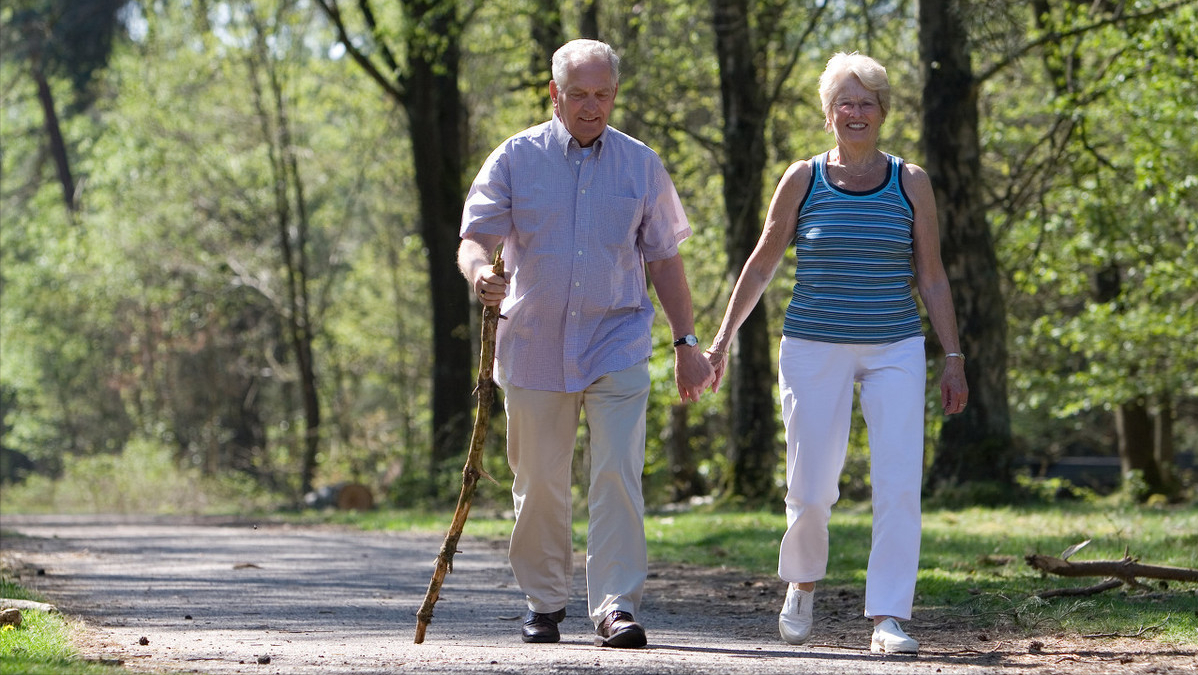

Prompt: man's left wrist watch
xmin=673 ymin=334 xmax=699 ymax=348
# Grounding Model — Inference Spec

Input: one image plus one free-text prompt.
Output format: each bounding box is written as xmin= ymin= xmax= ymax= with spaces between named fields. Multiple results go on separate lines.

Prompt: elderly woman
xmin=705 ymin=52 xmax=968 ymax=653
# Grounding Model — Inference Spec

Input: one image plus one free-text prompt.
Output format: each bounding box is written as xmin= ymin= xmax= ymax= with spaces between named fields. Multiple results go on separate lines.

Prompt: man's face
xmin=549 ymin=58 xmax=617 ymax=148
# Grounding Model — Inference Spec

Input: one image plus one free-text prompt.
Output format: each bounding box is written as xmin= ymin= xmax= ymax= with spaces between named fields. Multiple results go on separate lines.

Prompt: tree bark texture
xmin=711 ymin=0 xmax=780 ymax=503
xmin=918 ymin=0 xmax=1014 ymax=492
xmin=401 ymin=0 xmax=475 ymax=477
xmin=1116 ymin=399 xmax=1167 ymax=495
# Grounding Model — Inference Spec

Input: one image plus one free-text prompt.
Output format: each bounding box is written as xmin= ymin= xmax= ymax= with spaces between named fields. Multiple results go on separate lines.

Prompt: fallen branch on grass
xmin=0 ymin=598 xmax=58 ymax=613
xmin=1026 ymin=554 xmax=1198 ymax=598
xmin=1026 ymin=554 xmax=1198 ymax=583
xmin=1081 ymin=615 xmax=1172 ymax=639
xmin=1036 ymin=579 xmax=1124 ymax=598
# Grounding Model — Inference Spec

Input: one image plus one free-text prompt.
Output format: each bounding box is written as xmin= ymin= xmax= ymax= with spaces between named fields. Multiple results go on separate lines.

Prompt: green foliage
xmin=2 ymin=0 xmax=1196 ymax=506
xmin=0 ymin=438 xmax=281 ymax=514
xmin=994 ymin=3 xmax=1198 ymax=477
xmin=1014 ymin=473 xmax=1099 ymax=504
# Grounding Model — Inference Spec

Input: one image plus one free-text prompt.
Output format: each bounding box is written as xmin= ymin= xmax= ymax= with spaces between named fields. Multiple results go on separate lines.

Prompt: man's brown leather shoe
xmin=594 ymin=610 xmax=647 ymax=648
xmin=521 ymin=608 xmax=567 ymax=643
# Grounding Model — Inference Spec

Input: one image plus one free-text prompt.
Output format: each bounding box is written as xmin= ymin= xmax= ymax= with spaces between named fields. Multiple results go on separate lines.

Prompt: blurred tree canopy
xmin=1 ymin=0 xmax=1194 ymax=506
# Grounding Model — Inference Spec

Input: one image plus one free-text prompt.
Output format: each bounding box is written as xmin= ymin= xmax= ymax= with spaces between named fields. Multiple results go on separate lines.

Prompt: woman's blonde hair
xmin=818 ymin=52 xmax=890 ymax=131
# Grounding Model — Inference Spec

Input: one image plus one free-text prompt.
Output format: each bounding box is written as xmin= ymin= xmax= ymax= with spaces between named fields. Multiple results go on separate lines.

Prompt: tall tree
xmin=709 ymin=0 xmax=824 ymax=501
xmin=315 ymin=0 xmax=474 ymax=484
xmin=919 ymin=0 xmax=1196 ymax=494
xmin=918 ymin=0 xmax=1014 ymax=492
xmin=244 ymin=4 xmax=323 ymax=495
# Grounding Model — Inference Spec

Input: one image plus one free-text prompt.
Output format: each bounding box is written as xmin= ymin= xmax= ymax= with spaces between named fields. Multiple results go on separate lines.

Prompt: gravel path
xmin=2 ymin=514 xmax=1193 ymax=675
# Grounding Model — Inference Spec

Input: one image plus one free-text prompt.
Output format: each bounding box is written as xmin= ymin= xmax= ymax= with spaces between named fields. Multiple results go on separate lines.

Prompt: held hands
xmin=674 ymin=346 xmax=716 ymax=403
xmin=703 ymin=348 xmax=728 ymax=394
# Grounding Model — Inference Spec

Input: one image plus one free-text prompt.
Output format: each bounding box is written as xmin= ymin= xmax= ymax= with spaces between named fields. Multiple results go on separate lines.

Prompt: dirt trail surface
xmin=2 ymin=514 xmax=1194 ymax=675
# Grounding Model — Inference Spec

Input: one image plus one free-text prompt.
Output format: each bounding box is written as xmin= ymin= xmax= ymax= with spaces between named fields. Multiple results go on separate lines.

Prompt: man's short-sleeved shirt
xmin=461 ymin=115 xmax=691 ymax=392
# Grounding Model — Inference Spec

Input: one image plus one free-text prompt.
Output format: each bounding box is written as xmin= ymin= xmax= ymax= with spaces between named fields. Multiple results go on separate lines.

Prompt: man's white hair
xmin=551 ymin=39 xmax=620 ymax=89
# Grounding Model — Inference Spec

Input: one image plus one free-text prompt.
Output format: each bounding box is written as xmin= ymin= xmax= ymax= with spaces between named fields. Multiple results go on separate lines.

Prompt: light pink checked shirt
xmin=460 ymin=115 xmax=691 ymax=392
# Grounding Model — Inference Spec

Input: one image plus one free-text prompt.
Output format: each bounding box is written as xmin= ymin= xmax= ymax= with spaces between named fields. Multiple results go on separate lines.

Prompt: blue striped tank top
xmin=781 ymin=151 xmax=923 ymax=344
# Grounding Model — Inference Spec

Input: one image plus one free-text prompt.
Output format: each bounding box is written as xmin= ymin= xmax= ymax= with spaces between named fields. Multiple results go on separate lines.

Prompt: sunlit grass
xmin=0 ymin=578 xmax=124 ymax=675
xmin=311 ymin=500 xmax=1198 ymax=645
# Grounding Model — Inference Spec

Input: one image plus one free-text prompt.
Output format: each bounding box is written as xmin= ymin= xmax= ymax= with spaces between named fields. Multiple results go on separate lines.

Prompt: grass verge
xmin=0 ymin=573 xmax=123 ymax=675
xmin=307 ymin=499 xmax=1198 ymax=645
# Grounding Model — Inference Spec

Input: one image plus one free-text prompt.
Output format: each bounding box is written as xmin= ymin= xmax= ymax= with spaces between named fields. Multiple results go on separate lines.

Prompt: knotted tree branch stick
xmin=1026 ymin=554 xmax=1198 ymax=585
xmin=414 ymin=248 xmax=505 ymax=644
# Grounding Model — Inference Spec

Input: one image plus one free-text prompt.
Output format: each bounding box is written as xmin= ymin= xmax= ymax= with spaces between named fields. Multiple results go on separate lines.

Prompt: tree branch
xmin=1026 ymin=553 xmax=1198 ymax=583
xmin=978 ymin=0 xmax=1198 ymax=84
xmin=313 ymin=0 xmax=405 ymax=101
xmin=1037 ymin=578 xmax=1123 ymax=598
xmin=764 ymin=3 xmax=827 ymax=110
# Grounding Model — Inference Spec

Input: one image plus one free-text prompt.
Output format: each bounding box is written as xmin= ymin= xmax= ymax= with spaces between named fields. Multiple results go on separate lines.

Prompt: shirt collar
xmin=550 ymin=113 xmax=607 ymax=159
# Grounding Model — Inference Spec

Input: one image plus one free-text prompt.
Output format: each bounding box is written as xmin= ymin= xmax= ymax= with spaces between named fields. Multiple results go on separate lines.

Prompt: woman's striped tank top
xmin=781 ymin=151 xmax=923 ymax=344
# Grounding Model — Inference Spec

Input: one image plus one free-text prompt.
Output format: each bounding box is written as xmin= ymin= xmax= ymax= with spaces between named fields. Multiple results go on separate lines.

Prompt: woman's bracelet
xmin=705 ymin=347 xmax=728 ymax=357
xmin=945 ymin=352 xmax=965 ymax=361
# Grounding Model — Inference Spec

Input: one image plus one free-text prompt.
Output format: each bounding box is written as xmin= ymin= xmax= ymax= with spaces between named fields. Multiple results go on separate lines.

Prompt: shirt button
xmin=571 ymin=311 xmax=577 ymax=317
xmin=574 ymin=281 xmax=580 ymax=287
xmin=577 ymin=250 xmax=583 ymax=256
xmin=580 ymin=189 xmax=586 ymax=194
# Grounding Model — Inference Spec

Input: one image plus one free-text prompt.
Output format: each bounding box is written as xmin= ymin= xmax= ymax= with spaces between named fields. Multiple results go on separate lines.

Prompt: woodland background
xmin=1 ymin=0 xmax=1195 ymax=510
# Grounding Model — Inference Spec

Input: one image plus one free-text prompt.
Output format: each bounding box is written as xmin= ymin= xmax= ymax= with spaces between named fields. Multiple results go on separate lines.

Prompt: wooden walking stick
xmin=414 ymin=248 xmax=504 ymax=644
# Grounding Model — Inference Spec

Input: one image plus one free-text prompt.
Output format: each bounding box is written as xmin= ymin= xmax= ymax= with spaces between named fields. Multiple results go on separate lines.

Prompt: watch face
xmin=676 ymin=334 xmax=698 ymax=347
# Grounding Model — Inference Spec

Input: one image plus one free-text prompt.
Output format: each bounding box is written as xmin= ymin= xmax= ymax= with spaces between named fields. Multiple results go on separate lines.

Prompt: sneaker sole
xmin=779 ymin=620 xmax=812 ymax=645
xmin=871 ymin=641 xmax=918 ymax=654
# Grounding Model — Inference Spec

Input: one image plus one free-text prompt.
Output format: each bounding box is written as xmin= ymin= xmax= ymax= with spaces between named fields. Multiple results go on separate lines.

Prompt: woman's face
xmin=828 ymin=76 xmax=885 ymax=147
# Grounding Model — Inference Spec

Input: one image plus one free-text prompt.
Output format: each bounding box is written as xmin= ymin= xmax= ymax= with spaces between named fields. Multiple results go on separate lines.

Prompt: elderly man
xmin=458 ymin=39 xmax=713 ymax=648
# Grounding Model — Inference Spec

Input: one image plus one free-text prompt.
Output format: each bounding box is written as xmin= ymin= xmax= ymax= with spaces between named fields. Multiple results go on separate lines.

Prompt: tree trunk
xmin=580 ymin=0 xmax=600 ymax=39
xmin=666 ymin=403 xmax=704 ymax=502
xmin=317 ymin=0 xmax=475 ymax=494
xmin=32 ymin=63 xmax=77 ymax=214
xmin=247 ymin=11 xmax=323 ymax=497
xmin=529 ymin=0 xmax=563 ymax=84
xmin=1115 ymin=398 xmax=1166 ymax=497
xmin=1154 ymin=396 xmax=1174 ymax=469
xmin=919 ymin=0 xmax=1014 ymax=493
xmin=403 ymin=0 xmax=474 ymax=481
xmin=711 ymin=0 xmax=779 ymax=503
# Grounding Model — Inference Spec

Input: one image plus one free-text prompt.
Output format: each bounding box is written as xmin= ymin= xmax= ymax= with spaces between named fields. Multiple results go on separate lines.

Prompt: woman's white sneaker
xmin=778 ymin=584 xmax=814 ymax=645
xmin=870 ymin=617 xmax=918 ymax=654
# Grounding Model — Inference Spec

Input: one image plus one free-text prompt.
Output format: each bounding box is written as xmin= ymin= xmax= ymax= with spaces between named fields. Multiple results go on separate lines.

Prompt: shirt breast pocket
xmin=590 ymin=194 xmax=647 ymax=309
